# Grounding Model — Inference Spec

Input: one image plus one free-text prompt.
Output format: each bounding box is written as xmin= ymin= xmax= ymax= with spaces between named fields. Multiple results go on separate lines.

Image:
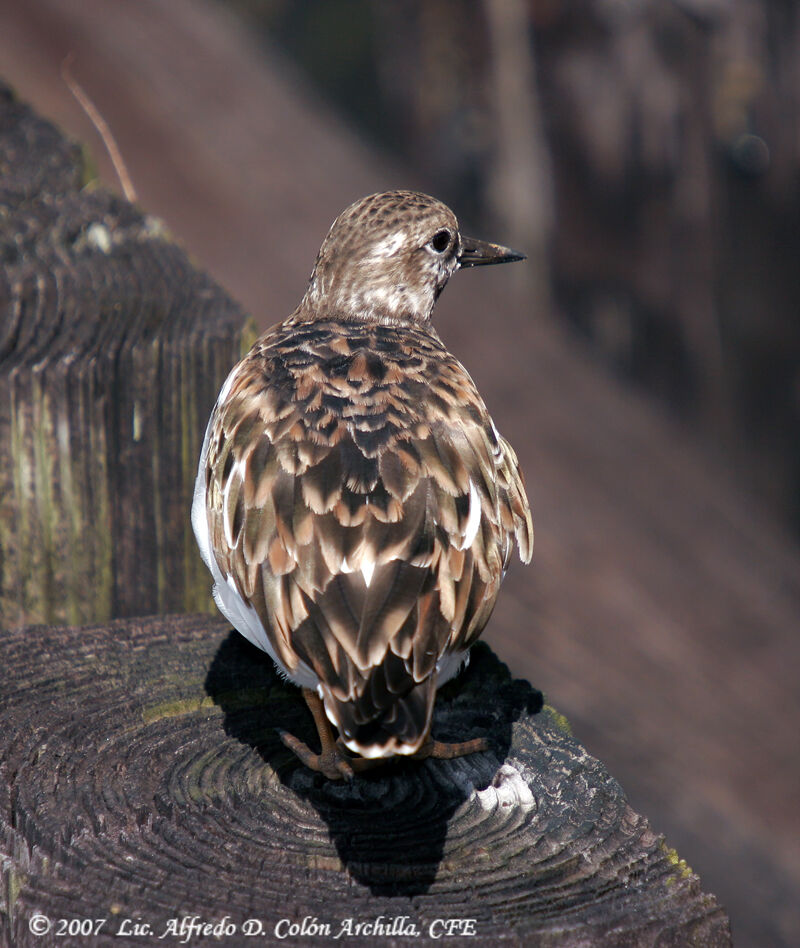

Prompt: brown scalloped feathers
xmin=196 ymin=191 xmax=532 ymax=763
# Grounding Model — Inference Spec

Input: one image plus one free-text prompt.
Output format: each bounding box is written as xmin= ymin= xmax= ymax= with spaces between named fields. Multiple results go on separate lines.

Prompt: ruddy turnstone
xmin=193 ymin=191 xmax=532 ymax=779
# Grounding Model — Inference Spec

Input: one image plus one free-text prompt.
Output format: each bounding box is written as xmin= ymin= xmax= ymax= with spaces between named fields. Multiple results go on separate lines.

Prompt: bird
xmin=192 ymin=190 xmax=532 ymax=779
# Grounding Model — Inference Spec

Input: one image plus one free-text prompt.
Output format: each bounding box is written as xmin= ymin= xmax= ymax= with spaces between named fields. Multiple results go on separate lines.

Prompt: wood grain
xmin=0 ymin=614 xmax=730 ymax=947
xmin=0 ymin=81 xmax=253 ymax=626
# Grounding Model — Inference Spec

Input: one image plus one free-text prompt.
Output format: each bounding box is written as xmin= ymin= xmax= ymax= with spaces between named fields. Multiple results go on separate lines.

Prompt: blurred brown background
xmin=1 ymin=1 xmax=798 ymax=945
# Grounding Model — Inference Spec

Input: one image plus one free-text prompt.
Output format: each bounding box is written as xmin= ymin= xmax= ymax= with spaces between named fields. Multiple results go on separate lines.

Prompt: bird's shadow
xmin=204 ymin=632 xmax=543 ymax=897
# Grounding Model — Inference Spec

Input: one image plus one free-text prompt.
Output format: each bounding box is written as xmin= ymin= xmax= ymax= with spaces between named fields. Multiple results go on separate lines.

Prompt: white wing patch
xmin=456 ymin=480 xmax=482 ymax=551
xmin=337 ymin=556 xmax=376 ymax=587
xmin=361 ymin=560 xmax=375 ymax=588
xmin=222 ymin=457 xmax=247 ymax=548
xmin=489 ymin=419 xmax=504 ymax=461
xmin=436 ymin=648 xmax=469 ymax=687
xmin=191 ymin=419 xmax=214 ymax=572
xmin=217 ymin=366 xmax=238 ymax=404
xmin=192 ymin=423 xmax=318 ymax=689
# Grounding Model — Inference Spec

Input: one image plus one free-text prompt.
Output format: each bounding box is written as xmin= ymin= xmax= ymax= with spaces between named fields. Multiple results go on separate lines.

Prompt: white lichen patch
xmin=476 ymin=763 xmax=536 ymax=812
xmin=85 ymin=222 xmax=112 ymax=253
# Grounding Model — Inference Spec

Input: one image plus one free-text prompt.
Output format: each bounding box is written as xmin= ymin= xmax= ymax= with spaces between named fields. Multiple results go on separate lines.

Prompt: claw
xmin=335 ymin=757 xmax=356 ymax=780
xmin=277 ymin=727 xmax=355 ymax=780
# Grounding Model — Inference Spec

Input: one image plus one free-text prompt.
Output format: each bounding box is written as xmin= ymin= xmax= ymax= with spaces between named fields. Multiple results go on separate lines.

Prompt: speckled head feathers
xmin=299 ymin=190 xmax=523 ymax=326
xmin=300 ymin=191 xmax=460 ymax=325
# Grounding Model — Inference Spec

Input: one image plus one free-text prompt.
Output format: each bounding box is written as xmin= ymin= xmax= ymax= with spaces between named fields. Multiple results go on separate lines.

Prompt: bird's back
xmin=196 ymin=314 xmax=531 ymax=758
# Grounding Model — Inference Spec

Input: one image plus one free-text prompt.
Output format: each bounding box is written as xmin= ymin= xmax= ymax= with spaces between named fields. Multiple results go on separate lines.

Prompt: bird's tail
xmin=322 ymin=668 xmax=436 ymax=759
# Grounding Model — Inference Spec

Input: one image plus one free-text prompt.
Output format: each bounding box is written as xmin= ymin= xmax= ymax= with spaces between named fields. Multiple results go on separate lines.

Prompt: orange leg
xmin=278 ymin=689 xmax=489 ymax=780
xmin=277 ymin=689 xmax=382 ymax=780
xmin=412 ymin=735 xmax=489 ymax=760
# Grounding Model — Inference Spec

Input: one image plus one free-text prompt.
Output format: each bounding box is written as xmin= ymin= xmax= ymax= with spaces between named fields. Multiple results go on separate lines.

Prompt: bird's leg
xmin=278 ymin=690 xmax=489 ymax=779
xmin=278 ymin=688 xmax=353 ymax=780
xmin=278 ymin=688 xmax=383 ymax=780
xmin=410 ymin=735 xmax=489 ymax=760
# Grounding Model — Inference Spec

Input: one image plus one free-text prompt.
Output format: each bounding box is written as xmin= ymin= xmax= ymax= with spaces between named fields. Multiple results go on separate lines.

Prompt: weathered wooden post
xmin=0 ymin=87 xmax=731 ymax=946
xmin=0 ymin=81 xmax=254 ymax=627
xmin=0 ymin=617 xmax=731 ymax=946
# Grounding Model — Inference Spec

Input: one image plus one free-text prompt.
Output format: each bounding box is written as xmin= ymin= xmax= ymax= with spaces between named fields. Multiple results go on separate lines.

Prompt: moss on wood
xmin=0 ymin=82 xmax=251 ymax=626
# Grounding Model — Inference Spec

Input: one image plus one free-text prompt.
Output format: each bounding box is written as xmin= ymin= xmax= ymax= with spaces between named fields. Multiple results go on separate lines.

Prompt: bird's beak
xmin=458 ymin=236 xmax=526 ymax=268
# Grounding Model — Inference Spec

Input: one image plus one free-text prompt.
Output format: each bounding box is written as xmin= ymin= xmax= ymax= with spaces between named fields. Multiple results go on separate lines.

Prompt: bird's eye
xmin=430 ymin=229 xmax=451 ymax=253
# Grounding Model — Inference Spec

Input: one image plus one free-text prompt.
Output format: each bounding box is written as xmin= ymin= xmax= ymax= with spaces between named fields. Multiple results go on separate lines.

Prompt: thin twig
xmin=61 ymin=53 xmax=138 ymax=202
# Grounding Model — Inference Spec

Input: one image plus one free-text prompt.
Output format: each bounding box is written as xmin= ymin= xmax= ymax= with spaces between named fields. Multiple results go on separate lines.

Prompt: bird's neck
xmin=298 ymin=275 xmax=435 ymax=327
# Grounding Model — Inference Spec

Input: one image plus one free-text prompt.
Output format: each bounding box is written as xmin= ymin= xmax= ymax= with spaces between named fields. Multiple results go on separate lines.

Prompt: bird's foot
xmin=278 ymin=688 xmax=384 ymax=780
xmin=279 ymin=688 xmax=488 ymax=780
xmin=277 ymin=728 xmax=358 ymax=780
xmin=278 ymin=730 xmax=488 ymax=779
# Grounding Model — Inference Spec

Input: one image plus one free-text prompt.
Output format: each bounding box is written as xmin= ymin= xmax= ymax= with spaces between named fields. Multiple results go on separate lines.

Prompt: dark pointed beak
xmin=458 ymin=236 xmax=526 ymax=268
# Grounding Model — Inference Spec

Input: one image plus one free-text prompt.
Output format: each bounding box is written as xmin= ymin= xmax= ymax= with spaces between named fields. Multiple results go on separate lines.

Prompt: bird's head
xmin=300 ymin=190 xmax=525 ymax=325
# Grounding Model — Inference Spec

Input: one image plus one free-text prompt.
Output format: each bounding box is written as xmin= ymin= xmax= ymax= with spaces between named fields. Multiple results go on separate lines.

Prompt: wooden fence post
xmin=0 ymin=616 xmax=731 ymax=946
xmin=0 ymin=81 xmax=254 ymax=626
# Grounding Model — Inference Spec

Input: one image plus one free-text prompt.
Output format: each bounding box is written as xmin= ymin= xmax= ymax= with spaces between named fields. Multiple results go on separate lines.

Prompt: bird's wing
xmin=203 ymin=318 xmax=532 ymax=753
xmin=492 ymin=427 xmax=534 ymax=569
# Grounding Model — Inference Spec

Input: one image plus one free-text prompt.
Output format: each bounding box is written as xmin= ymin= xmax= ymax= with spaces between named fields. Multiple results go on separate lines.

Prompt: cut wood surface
xmin=1 ymin=3 xmax=799 ymax=946
xmin=0 ymin=614 xmax=730 ymax=947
